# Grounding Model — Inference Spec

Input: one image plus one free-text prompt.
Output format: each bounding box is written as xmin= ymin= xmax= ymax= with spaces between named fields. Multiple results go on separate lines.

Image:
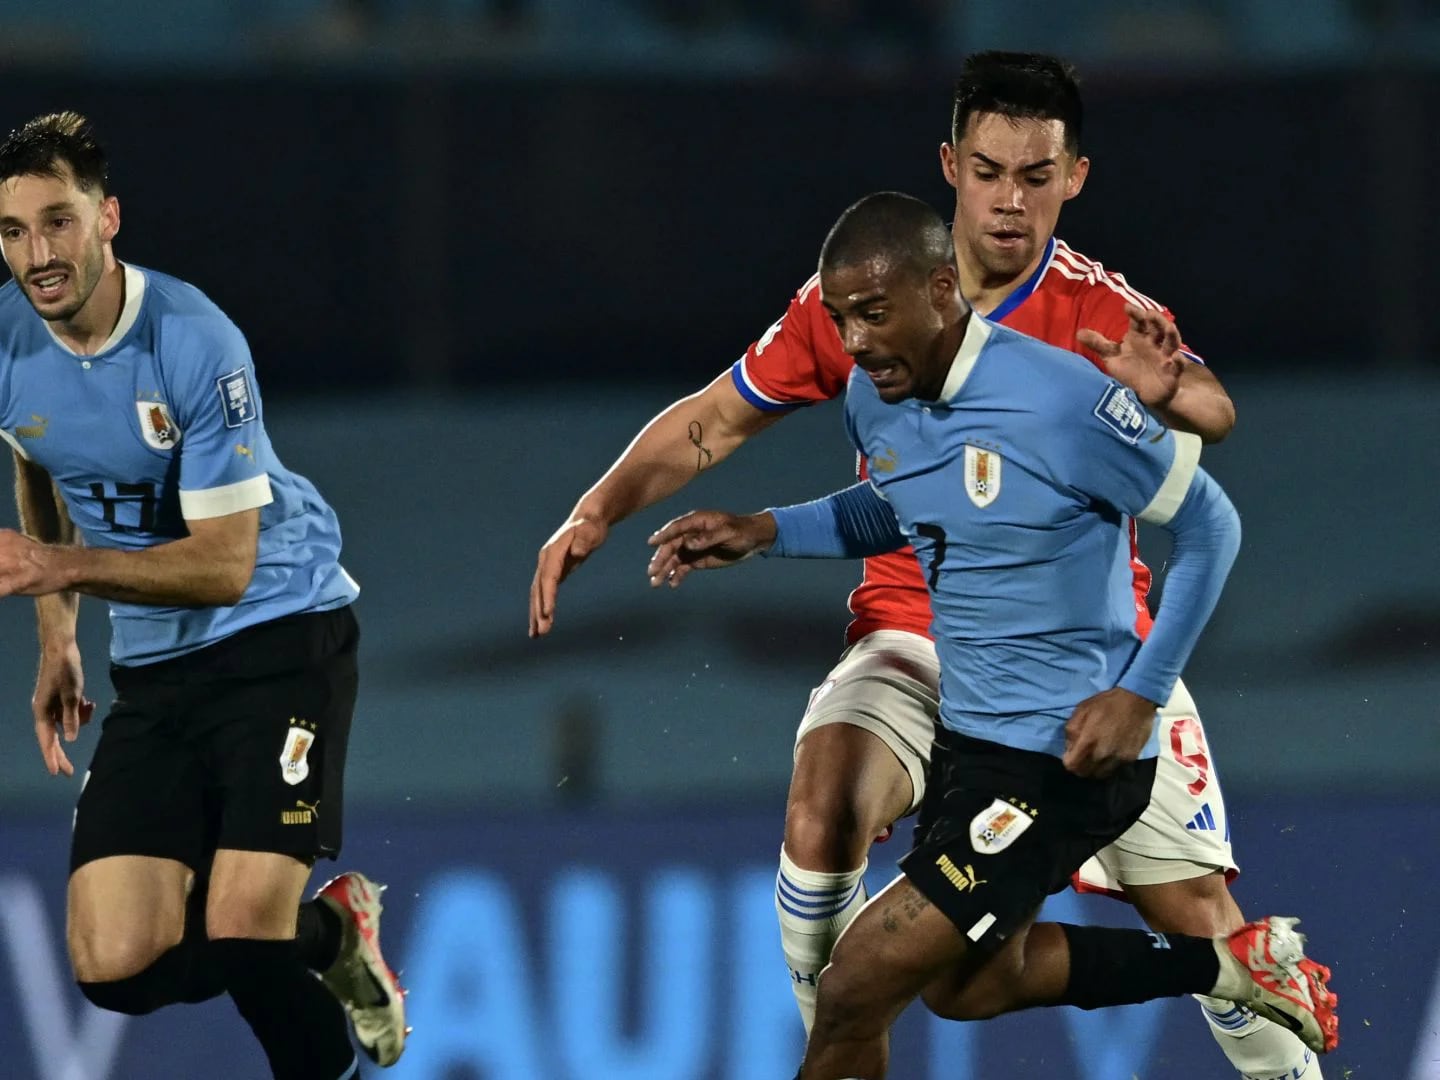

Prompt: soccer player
xmin=0 ymin=112 xmax=406 ymax=1076
xmin=530 ymin=52 xmax=1319 ymax=1078
xmin=645 ymin=190 xmax=1337 ymax=1080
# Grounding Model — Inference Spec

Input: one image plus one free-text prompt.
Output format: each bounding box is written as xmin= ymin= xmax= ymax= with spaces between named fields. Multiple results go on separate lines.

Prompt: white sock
xmin=1196 ymin=995 xmax=1323 ymax=1079
xmin=774 ymin=846 xmax=869 ymax=1033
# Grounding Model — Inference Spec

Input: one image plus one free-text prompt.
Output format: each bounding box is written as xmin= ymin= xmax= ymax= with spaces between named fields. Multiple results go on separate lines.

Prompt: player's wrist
xmin=572 ymin=494 xmax=625 ymax=530
xmin=1116 ymin=673 xmax=1167 ymax=710
xmin=747 ymin=512 xmax=778 ymax=554
xmin=38 ymin=636 xmax=79 ymax=658
xmin=41 ymin=543 xmax=85 ymax=594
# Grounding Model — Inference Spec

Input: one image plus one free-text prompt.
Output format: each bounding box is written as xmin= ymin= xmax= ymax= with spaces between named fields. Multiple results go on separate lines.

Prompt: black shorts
xmin=70 ymin=605 xmax=359 ymax=874
xmin=900 ymin=727 xmax=1156 ymax=954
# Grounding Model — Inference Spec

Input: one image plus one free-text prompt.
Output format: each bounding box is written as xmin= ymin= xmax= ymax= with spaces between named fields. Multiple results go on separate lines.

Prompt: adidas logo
xmin=1185 ymin=803 xmax=1218 ymax=831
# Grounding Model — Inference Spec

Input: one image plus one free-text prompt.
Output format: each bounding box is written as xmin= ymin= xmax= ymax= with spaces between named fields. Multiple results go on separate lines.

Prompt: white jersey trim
xmin=180 ymin=474 xmax=274 ymax=520
xmin=1049 ymin=248 xmax=1206 ymax=365
xmin=939 ymin=314 xmax=995 ymax=402
xmin=42 ymin=264 xmax=147 ymax=357
xmin=1138 ymin=432 xmax=1202 ymax=526
xmin=0 ymin=426 xmax=30 ymax=461
xmin=1051 ymin=243 xmax=1165 ymax=312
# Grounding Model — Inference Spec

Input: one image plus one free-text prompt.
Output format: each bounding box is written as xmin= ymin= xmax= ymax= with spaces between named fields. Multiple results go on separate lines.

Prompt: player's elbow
xmin=187 ymin=511 xmax=260 ymax=606
xmin=217 ymin=573 xmax=251 ymax=607
xmin=205 ymin=568 xmax=252 ymax=607
xmin=1198 ymin=395 xmax=1236 ymax=444
xmin=208 ymin=542 xmax=257 ymax=606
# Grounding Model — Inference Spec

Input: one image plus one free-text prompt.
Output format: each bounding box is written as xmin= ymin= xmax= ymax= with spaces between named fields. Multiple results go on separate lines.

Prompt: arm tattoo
xmin=688 ymin=421 xmax=713 ymax=472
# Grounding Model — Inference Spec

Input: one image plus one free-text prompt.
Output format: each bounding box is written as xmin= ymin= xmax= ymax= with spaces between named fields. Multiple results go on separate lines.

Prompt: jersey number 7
xmin=915 ymin=522 xmax=947 ymax=589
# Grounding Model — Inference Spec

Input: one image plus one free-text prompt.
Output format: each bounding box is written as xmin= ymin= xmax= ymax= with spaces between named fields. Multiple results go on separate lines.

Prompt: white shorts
xmin=1073 ymin=678 xmax=1239 ymax=894
xmin=794 ymin=630 xmax=940 ymax=817
xmin=794 ymin=630 xmax=1238 ymax=889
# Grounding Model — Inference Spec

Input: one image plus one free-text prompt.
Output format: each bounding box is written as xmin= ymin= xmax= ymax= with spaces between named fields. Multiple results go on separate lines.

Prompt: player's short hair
xmin=0 ymin=111 xmax=109 ymax=195
xmin=951 ymin=51 xmax=1082 ymax=156
xmin=820 ymin=192 xmax=956 ymax=283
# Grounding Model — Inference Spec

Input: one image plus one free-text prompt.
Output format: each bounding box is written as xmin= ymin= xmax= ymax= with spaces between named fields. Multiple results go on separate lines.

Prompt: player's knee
xmin=921 ymin=980 xmax=988 ymax=1021
xmin=920 ymin=947 xmax=1020 ymax=1021
xmin=784 ymin=797 xmax=867 ymax=867
xmin=69 ymin=924 xmax=178 ymax=985
xmin=821 ymin=933 xmax=893 ymax=1014
xmin=812 ymin=962 xmax=871 ymax=1034
xmin=921 ymin=972 xmax=1015 ymax=1020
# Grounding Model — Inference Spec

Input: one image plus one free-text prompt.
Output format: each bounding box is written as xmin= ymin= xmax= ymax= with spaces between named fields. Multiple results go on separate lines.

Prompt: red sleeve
xmin=729 ymin=275 xmax=852 ymax=409
xmin=1075 ymin=283 xmax=1205 ymax=371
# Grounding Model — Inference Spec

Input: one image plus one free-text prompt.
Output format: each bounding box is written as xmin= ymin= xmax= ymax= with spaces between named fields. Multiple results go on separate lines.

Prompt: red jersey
xmin=731 ymin=237 xmax=1203 ymax=645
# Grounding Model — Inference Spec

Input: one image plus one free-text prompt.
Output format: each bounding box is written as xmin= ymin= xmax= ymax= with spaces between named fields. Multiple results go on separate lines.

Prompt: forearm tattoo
xmin=688 ymin=421 xmax=713 ymax=472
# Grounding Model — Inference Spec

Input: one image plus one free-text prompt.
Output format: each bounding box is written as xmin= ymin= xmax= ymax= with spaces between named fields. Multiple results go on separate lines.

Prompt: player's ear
xmin=1064 ymin=155 xmax=1090 ymax=201
xmin=939 ymin=143 xmax=960 ymax=190
xmin=98 ymin=195 xmax=120 ymax=244
xmin=929 ymin=262 xmax=959 ymax=309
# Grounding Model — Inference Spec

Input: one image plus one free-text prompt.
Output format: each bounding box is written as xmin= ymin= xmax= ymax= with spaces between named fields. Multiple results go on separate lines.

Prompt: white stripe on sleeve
xmin=179 ymin=474 xmax=273 ymax=520
xmin=1138 ymin=432 xmax=1202 ymax=526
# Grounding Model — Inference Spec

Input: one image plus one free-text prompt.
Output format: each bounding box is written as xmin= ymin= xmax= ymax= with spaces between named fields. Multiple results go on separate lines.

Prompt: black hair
xmin=951 ymin=51 xmax=1082 ymax=155
xmin=0 ymin=111 xmax=109 ymax=194
xmin=820 ymin=191 xmax=955 ymax=281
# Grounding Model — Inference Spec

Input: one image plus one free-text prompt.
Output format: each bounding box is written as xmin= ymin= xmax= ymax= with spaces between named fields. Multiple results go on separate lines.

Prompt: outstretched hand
xmin=530 ymin=516 xmax=610 ymax=637
xmin=646 ymin=510 xmax=776 ymax=589
xmin=1062 ymin=686 xmax=1158 ymax=779
xmin=1077 ymin=303 xmax=1185 ymax=411
xmin=33 ymin=639 xmax=95 ymax=778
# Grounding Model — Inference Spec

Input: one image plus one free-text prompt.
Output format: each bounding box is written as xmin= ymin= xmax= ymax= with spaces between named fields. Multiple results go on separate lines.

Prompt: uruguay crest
xmin=963 ymin=445 xmax=1001 ymax=508
xmin=279 ymin=722 xmax=316 ymax=786
xmin=969 ymin=797 xmax=1036 ymax=854
xmin=136 ymin=401 xmax=181 ymax=450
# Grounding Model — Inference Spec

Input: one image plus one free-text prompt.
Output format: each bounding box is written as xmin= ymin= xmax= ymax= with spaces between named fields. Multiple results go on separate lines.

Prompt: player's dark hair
xmin=951 ymin=51 xmax=1082 ymax=155
xmin=0 ymin=111 xmax=109 ymax=195
xmin=820 ymin=192 xmax=956 ymax=282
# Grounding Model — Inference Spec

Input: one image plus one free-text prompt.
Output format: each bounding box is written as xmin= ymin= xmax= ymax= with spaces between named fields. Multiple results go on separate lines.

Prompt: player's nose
xmin=842 ymin=322 xmax=870 ymax=356
xmin=993 ymin=178 xmax=1024 ymax=212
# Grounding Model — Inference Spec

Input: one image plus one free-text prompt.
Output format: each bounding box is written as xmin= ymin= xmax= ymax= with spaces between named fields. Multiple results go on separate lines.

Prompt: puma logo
xmin=280 ymin=799 xmax=320 ymax=825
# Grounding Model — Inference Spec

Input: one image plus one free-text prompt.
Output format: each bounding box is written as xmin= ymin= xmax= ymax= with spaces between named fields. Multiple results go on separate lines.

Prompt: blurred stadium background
xmin=0 ymin=1 xmax=1437 ymax=1077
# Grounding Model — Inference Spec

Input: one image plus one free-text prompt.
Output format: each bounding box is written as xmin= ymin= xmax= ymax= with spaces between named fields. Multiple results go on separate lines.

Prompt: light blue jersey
xmin=770 ymin=314 xmax=1238 ymax=758
xmin=0 ymin=264 xmax=358 ymax=665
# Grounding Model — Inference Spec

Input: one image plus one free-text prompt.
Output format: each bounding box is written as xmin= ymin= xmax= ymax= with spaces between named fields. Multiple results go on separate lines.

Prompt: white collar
xmin=43 ymin=262 xmax=147 ymax=358
xmin=937 ymin=311 xmax=994 ymax=402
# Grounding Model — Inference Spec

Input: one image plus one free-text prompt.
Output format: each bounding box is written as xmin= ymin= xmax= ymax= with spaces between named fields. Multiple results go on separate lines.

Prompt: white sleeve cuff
xmin=1138 ymin=432 xmax=1201 ymax=526
xmin=180 ymin=475 xmax=273 ymax=520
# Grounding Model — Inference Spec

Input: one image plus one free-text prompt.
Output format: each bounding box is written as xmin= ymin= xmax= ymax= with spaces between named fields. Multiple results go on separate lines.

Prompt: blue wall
xmin=1 ymin=798 xmax=1436 ymax=1079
